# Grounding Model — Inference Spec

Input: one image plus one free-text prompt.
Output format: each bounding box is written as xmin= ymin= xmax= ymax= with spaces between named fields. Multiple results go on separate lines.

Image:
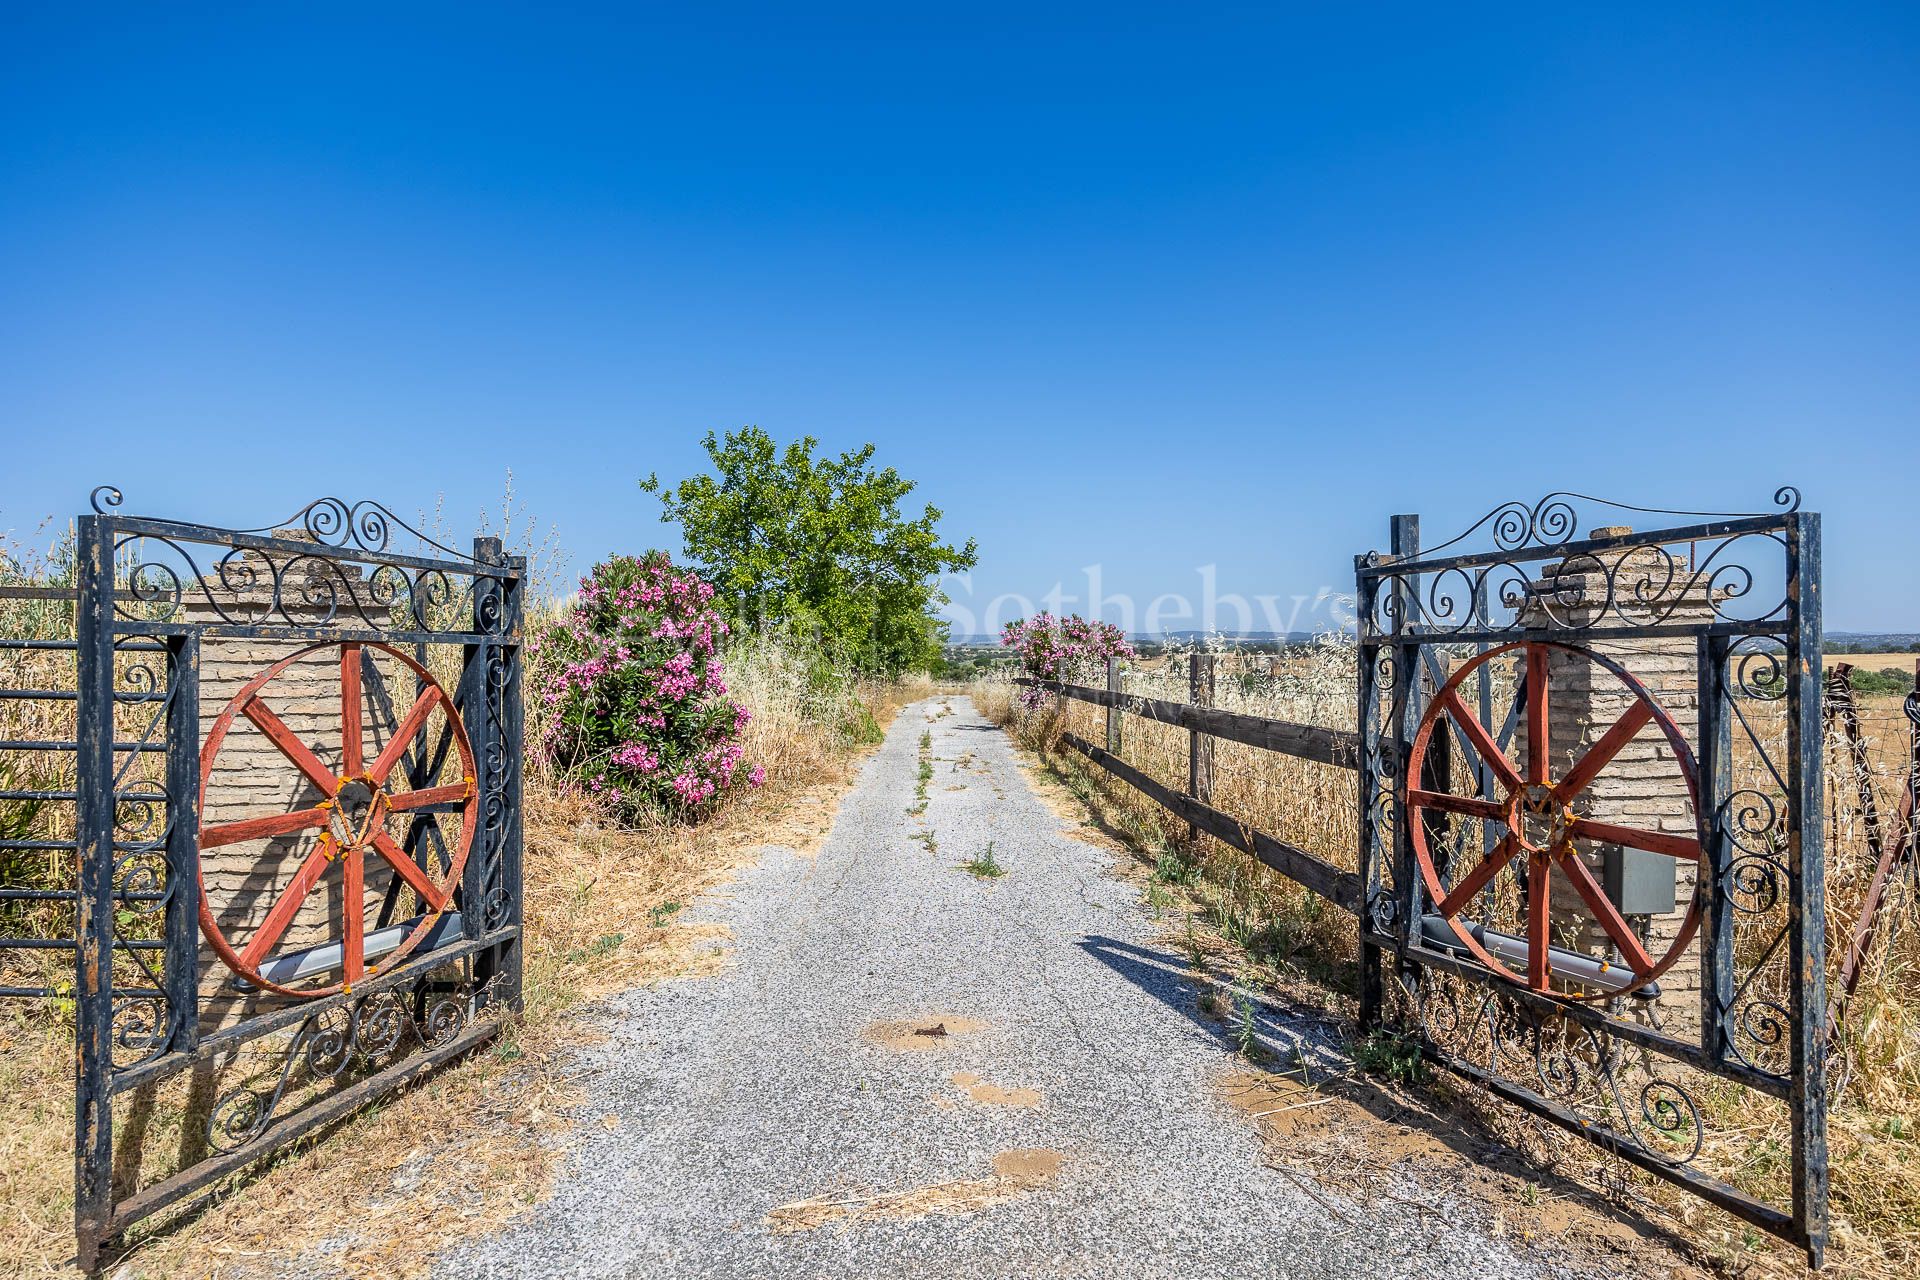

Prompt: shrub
xmin=531 ymin=553 xmax=762 ymax=821
xmin=1847 ymin=665 xmax=1916 ymax=698
xmin=999 ymin=612 xmax=1135 ymax=708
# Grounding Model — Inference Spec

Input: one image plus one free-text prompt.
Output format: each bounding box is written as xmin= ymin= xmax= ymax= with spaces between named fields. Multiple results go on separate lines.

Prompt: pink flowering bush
xmin=1000 ymin=612 xmax=1135 ymax=709
xmin=532 ymin=552 xmax=763 ymax=820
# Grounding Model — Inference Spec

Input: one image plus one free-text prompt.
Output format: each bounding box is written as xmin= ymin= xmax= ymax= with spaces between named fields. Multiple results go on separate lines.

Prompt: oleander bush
xmin=531 ymin=552 xmax=762 ymax=820
xmin=1000 ymin=612 xmax=1134 ymax=708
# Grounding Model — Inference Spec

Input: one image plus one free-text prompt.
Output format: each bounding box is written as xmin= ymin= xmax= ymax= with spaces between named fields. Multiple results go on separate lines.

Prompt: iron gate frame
xmin=1353 ymin=491 xmax=1828 ymax=1266
xmin=34 ymin=486 xmax=528 ymax=1269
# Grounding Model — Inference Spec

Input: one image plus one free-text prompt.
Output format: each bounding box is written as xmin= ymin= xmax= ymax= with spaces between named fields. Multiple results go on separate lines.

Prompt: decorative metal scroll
xmin=1363 ymin=489 xmax=1803 ymax=636
xmin=208 ymin=972 xmax=489 ymax=1153
xmin=1355 ymin=491 xmax=1827 ymax=1267
xmin=91 ymin=485 xmax=508 ymax=635
xmin=91 ymin=484 xmax=485 ymax=563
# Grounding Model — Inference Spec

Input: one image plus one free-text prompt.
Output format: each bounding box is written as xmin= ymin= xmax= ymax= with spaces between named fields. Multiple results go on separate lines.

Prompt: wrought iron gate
xmin=1355 ymin=491 xmax=1826 ymax=1264
xmin=2 ymin=487 xmax=525 ymax=1269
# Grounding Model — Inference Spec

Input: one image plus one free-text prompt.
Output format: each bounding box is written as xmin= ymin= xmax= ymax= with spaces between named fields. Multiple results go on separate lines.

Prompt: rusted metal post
xmin=73 ymin=513 xmax=115 ymax=1270
xmin=1786 ymin=510 xmax=1828 ymax=1268
xmin=1188 ymin=654 xmax=1215 ymax=841
xmin=1390 ymin=516 xmax=1429 ymax=1013
xmin=464 ymin=537 xmax=526 ymax=1015
xmin=1106 ymin=656 xmax=1123 ymax=755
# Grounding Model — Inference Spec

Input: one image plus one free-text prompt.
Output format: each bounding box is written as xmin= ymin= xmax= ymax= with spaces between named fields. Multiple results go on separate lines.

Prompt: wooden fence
xmin=1018 ymin=660 xmax=1368 ymax=912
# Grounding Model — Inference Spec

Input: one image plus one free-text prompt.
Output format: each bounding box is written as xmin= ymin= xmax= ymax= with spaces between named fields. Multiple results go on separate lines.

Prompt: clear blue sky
xmin=2 ymin=4 xmax=1915 ymax=631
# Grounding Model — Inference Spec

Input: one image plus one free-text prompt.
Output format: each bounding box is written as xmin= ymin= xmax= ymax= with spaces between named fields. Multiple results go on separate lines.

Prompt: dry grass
xmin=974 ymin=650 xmax=1920 ymax=1279
xmin=0 ymin=630 xmax=917 ymax=1279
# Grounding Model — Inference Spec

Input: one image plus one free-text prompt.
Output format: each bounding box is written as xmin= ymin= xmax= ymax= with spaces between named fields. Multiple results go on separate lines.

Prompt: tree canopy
xmin=640 ymin=428 xmax=977 ymax=675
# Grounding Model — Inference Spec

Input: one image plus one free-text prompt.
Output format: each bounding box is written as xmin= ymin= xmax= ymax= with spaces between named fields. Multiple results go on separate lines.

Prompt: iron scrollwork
xmin=1362 ymin=488 xmax=1802 ymax=636
xmin=94 ymin=486 xmax=507 ymax=636
xmin=207 ymin=977 xmax=483 ymax=1153
xmin=1412 ymin=487 xmax=1802 ymax=558
xmin=1414 ymin=975 xmax=1708 ymax=1169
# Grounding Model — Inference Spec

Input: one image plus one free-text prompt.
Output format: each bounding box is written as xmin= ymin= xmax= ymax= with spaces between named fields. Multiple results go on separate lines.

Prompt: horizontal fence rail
xmin=1018 ymin=675 xmax=1364 ymax=912
xmin=1024 ymin=676 xmax=1368 ymax=768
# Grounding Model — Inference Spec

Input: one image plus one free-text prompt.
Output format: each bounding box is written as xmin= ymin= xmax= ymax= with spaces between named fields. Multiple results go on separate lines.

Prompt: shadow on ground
xmin=1078 ymin=933 xmax=1702 ymax=1267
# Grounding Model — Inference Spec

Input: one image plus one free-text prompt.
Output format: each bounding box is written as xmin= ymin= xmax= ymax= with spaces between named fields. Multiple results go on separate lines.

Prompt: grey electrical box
xmin=1602 ymin=843 xmax=1679 ymax=916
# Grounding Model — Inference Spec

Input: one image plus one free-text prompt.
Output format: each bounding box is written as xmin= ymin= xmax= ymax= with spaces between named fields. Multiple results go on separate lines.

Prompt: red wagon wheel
xmin=1406 ymin=640 xmax=1704 ymax=1000
xmin=197 ymin=641 xmax=477 ymax=998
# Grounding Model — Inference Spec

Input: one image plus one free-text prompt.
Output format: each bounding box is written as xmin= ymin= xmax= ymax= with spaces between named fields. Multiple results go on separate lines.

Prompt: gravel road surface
xmin=449 ymin=697 xmax=1612 ymax=1279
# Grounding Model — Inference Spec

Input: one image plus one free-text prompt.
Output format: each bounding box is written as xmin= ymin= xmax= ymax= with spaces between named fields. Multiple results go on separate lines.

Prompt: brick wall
xmin=1517 ymin=530 xmax=1711 ymax=1032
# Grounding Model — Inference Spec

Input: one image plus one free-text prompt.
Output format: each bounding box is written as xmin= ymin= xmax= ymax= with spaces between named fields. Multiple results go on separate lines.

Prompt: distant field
xmin=1833 ymin=652 xmax=1920 ymax=670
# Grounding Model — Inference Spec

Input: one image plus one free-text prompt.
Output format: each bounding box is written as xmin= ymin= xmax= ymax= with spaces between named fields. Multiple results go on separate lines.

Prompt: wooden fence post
xmin=1189 ymin=654 xmax=1215 ymax=841
xmin=1106 ymin=656 xmax=1123 ymax=754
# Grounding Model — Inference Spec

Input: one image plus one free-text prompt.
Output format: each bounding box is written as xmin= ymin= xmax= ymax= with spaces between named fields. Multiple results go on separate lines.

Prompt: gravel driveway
xmin=448 ymin=697 xmax=1611 ymax=1279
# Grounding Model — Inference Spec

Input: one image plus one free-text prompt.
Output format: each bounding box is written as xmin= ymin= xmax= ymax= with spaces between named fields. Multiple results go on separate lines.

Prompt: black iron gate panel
xmin=55 ymin=486 xmax=525 ymax=1269
xmin=1354 ymin=490 xmax=1827 ymax=1265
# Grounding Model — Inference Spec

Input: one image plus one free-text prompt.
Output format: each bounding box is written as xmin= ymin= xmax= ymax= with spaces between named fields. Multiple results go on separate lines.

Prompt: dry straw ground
xmin=0 ymin=541 xmax=923 ymax=1279
xmin=974 ymin=648 xmax=1919 ymax=1280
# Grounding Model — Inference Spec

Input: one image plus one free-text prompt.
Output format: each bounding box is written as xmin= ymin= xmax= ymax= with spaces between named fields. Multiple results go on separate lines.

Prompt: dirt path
xmin=447 ymin=697 xmax=1665 ymax=1279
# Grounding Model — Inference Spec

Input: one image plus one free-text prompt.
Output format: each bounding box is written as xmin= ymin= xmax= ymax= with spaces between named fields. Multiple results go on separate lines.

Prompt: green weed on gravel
xmin=962 ymin=841 xmax=1005 ymax=879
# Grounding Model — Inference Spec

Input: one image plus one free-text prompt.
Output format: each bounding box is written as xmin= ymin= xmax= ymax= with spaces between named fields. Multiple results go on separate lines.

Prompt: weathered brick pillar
xmin=1521 ymin=529 xmax=1709 ymax=1032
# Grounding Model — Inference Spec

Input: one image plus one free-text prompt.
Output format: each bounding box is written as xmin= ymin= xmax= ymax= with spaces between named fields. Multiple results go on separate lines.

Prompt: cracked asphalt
xmin=447 ymin=696 xmax=1605 ymax=1279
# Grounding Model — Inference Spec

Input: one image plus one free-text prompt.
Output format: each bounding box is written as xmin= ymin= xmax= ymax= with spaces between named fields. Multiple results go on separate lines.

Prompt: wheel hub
xmin=330 ymin=776 xmax=389 ymax=849
xmin=1510 ymin=781 xmax=1570 ymax=855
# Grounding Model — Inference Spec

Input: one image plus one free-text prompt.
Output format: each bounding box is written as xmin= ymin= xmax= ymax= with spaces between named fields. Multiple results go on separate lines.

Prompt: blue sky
xmin=2 ymin=4 xmax=1915 ymax=631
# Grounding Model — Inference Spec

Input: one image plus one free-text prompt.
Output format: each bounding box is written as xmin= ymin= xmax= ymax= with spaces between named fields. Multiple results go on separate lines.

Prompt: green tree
xmin=640 ymin=428 xmax=978 ymax=675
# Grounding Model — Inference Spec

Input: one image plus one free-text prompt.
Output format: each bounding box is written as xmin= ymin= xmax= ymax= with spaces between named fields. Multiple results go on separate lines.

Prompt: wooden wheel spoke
xmin=340 ymin=643 xmax=365 ymax=777
xmin=369 ymin=687 xmax=445 ymax=786
xmin=1436 ymin=834 xmax=1519 ymax=917
xmin=1560 ymin=854 xmax=1656 ymax=976
xmin=371 ymin=830 xmax=445 ymax=905
xmin=1409 ymin=788 xmax=1506 ymax=824
xmin=1554 ymin=701 xmax=1655 ymax=803
xmin=243 ymin=695 xmax=341 ymax=794
xmin=386 ymin=782 xmax=469 ymax=812
xmin=238 ymin=842 xmax=333 ymax=968
xmin=342 ymin=838 xmax=364 ymax=983
xmin=1526 ymin=852 xmax=1552 ymax=988
xmin=1526 ymin=644 xmax=1551 ymax=786
xmin=1568 ymin=817 xmax=1702 ymax=861
xmin=200 ymin=805 xmax=330 ymax=850
xmin=1438 ymin=688 xmax=1523 ymax=792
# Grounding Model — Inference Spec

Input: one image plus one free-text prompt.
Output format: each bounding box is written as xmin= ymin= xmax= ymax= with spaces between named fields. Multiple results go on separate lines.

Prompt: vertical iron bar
xmin=1474 ymin=574 xmax=1496 ymax=858
xmin=457 ymin=664 xmax=490 ymax=943
xmin=1390 ymin=516 xmax=1425 ymax=967
xmin=163 ymin=630 xmax=200 ymax=1053
xmin=460 ymin=540 xmax=499 ymax=958
xmin=1786 ymin=511 xmax=1828 ymax=1267
xmin=494 ymin=553 xmax=526 ymax=1012
xmin=1355 ymin=555 xmax=1385 ymax=1032
xmin=1698 ymin=632 xmax=1734 ymax=1064
xmin=72 ymin=514 xmax=115 ymax=1269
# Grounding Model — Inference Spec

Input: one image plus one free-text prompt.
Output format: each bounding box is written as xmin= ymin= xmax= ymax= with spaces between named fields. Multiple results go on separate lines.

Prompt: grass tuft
xmin=962 ymin=841 xmax=1004 ymax=880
